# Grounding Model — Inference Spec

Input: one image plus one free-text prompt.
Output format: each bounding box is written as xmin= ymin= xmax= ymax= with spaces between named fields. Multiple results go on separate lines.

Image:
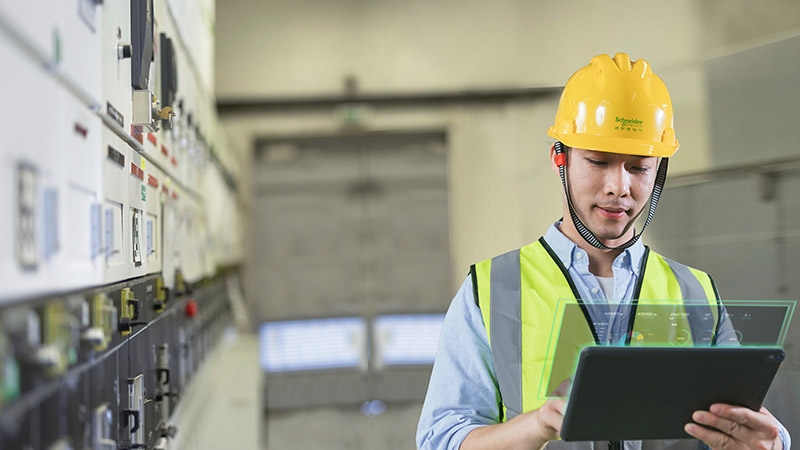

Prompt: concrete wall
xmin=211 ymin=2 xmax=800 ymax=448
xmin=646 ymin=36 xmax=800 ymax=441
xmin=217 ymin=0 xmax=796 ymax=291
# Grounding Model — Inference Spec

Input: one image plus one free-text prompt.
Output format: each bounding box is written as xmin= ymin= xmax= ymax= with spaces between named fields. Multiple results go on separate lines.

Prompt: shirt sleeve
xmin=416 ymin=275 xmax=502 ymax=450
xmin=779 ymin=425 xmax=791 ymax=450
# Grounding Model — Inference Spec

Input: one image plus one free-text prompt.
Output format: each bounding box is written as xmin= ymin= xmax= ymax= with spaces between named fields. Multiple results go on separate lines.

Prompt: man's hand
xmin=528 ymin=390 xmax=568 ymax=444
xmin=460 ymin=380 xmax=571 ymax=450
xmin=684 ymin=404 xmax=783 ymax=450
xmin=530 ymin=379 xmax=571 ymax=443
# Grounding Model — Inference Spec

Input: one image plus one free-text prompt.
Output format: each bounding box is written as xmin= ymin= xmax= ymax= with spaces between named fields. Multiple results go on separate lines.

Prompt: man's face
xmin=556 ymin=147 xmax=658 ymax=247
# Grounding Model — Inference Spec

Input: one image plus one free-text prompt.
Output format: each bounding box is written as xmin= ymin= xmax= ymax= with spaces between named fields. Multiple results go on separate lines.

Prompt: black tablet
xmin=559 ymin=346 xmax=785 ymax=441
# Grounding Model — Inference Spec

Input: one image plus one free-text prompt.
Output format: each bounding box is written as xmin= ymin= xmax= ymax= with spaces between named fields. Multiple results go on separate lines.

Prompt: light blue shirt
xmin=416 ymin=222 xmax=790 ymax=450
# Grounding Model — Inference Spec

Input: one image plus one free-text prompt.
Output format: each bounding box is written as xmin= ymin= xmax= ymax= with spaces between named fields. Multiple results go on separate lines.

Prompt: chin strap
xmin=554 ymin=141 xmax=668 ymax=251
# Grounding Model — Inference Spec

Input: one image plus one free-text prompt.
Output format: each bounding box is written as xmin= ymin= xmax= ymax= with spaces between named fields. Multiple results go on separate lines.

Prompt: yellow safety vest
xmin=471 ymin=237 xmax=721 ymax=421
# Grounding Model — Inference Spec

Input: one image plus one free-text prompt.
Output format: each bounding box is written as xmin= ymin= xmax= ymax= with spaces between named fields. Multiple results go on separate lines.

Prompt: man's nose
xmin=605 ymin=165 xmax=631 ymax=197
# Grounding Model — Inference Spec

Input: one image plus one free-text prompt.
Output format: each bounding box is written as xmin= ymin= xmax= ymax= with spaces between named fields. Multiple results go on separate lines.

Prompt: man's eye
xmin=587 ymin=159 xmax=607 ymax=166
xmin=631 ymin=166 xmax=649 ymax=173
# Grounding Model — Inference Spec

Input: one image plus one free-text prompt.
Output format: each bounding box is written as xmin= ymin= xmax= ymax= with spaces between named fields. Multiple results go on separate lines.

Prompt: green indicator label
xmin=141 ymin=185 xmax=147 ymax=202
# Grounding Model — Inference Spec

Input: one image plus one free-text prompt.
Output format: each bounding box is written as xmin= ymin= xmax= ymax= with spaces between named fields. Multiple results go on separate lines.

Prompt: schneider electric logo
xmin=614 ymin=116 xmax=644 ymax=132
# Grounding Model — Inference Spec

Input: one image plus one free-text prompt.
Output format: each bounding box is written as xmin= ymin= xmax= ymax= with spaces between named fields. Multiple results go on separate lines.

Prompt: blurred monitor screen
xmin=374 ymin=314 xmax=445 ymax=366
xmin=259 ymin=317 xmax=366 ymax=372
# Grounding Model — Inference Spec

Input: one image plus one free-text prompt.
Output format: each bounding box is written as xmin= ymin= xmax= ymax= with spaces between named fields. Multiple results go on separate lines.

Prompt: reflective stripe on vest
xmin=471 ymin=237 xmax=720 ymax=421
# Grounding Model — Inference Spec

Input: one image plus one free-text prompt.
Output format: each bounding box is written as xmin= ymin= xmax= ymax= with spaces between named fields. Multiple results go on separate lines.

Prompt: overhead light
xmin=360 ymin=399 xmax=387 ymax=417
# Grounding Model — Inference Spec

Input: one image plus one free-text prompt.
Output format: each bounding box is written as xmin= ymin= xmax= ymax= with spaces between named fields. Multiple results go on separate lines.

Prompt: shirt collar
xmin=542 ymin=221 xmax=645 ymax=276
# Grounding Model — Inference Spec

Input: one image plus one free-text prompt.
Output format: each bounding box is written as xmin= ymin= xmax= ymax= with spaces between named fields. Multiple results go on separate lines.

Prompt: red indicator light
xmin=185 ymin=299 xmax=198 ymax=318
xmin=130 ymin=163 xmax=144 ymax=180
xmin=74 ymin=123 xmax=88 ymax=138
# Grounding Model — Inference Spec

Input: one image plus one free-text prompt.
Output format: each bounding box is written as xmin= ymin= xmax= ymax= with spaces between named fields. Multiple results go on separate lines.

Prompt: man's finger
xmin=707 ymin=404 xmax=782 ymax=441
xmin=551 ymin=379 xmax=572 ymax=397
xmin=687 ymin=405 xmax=782 ymax=450
xmin=692 ymin=411 xmax=747 ymax=442
xmin=684 ymin=422 xmax=745 ymax=450
xmin=709 ymin=405 xmax=771 ymax=431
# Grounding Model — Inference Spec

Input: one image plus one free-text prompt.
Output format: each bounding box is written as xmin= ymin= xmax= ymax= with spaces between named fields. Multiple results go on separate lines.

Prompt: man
xmin=416 ymin=53 xmax=790 ymax=450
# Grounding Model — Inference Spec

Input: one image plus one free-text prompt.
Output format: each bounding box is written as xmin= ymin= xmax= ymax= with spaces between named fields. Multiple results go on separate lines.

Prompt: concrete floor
xmin=264 ymin=402 xmax=423 ymax=450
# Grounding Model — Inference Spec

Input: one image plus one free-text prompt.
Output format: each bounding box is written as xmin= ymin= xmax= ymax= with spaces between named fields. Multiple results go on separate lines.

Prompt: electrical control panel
xmin=102 ymin=0 xmax=133 ymax=133
xmin=0 ymin=274 xmax=236 ymax=449
xmin=102 ymin=127 xmax=130 ymax=283
xmin=0 ymin=0 xmax=245 ymax=448
xmin=0 ymin=36 xmax=62 ymax=301
xmin=0 ymin=0 xmax=102 ymax=104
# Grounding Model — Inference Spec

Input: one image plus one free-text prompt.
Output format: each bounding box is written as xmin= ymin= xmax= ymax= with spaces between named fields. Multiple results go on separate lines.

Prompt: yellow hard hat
xmin=547 ymin=53 xmax=679 ymax=157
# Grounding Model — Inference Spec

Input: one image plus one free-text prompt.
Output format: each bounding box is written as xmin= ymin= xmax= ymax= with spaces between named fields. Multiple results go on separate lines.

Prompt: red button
xmin=130 ymin=163 xmax=144 ymax=180
xmin=147 ymin=133 xmax=157 ymax=145
xmin=148 ymin=175 xmax=159 ymax=188
xmin=185 ymin=299 xmax=198 ymax=318
xmin=161 ymin=145 xmax=169 ymax=156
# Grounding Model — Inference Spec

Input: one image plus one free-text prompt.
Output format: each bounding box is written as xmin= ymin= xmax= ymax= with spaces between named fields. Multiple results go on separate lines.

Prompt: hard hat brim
xmin=547 ymin=128 xmax=678 ymax=158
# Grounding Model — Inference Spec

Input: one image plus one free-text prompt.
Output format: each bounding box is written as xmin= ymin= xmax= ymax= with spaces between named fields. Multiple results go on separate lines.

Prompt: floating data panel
xmin=373 ymin=314 xmax=444 ymax=368
xmin=720 ymin=300 xmax=795 ymax=347
xmin=259 ymin=318 xmax=367 ymax=372
xmin=539 ymin=299 xmax=796 ymax=401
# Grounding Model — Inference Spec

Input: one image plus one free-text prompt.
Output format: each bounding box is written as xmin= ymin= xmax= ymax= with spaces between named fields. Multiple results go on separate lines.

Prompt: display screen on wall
xmin=373 ymin=314 xmax=445 ymax=366
xmin=258 ymin=317 xmax=367 ymax=372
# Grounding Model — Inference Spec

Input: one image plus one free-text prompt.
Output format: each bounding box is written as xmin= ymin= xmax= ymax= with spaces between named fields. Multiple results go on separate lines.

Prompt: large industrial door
xmin=249 ymin=131 xmax=451 ymax=322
